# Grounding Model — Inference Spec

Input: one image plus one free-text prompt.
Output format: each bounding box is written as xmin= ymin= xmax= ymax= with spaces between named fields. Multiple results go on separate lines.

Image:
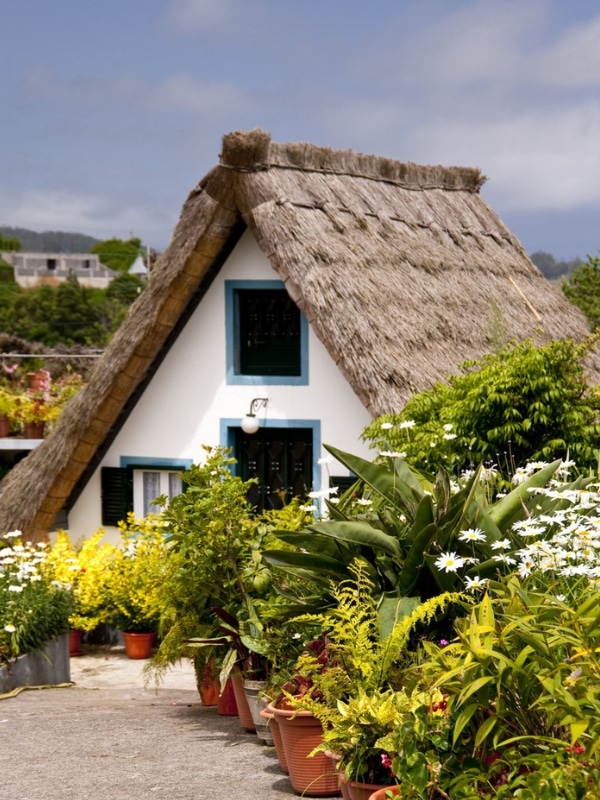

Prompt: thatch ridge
xmin=221 ymin=128 xmax=486 ymax=192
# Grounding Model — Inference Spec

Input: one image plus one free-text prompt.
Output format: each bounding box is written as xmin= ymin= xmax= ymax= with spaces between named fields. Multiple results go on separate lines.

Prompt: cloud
xmin=0 ymin=189 xmax=174 ymax=248
xmin=164 ymin=0 xmax=240 ymax=34
xmin=26 ymin=69 xmax=248 ymax=117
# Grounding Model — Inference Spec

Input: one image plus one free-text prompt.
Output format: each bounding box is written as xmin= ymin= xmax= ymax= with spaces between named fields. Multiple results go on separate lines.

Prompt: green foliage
xmin=0 ymin=232 xmax=22 ymax=252
xmin=426 ymin=579 xmax=600 ymax=795
xmin=562 ymin=255 xmax=600 ymax=330
xmin=0 ymin=273 xmax=140 ymax=346
xmin=362 ymin=337 xmax=600 ymax=475
xmin=104 ymin=515 xmax=170 ymax=633
xmin=91 ymin=237 xmax=142 ymax=272
xmin=0 ymin=534 xmax=72 ymax=663
xmin=0 ymin=226 xmax=97 ymax=253
xmin=106 ymin=273 xmax=145 ymax=305
xmin=145 ymin=448 xmax=314 ymax=688
xmin=264 ymin=444 xmax=568 ymax=620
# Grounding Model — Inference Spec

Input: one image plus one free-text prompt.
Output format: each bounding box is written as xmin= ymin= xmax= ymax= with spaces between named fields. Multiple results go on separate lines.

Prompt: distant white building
xmin=4 ymin=252 xmax=117 ymax=289
xmin=128 ymin=255 xmax=148 ymax=279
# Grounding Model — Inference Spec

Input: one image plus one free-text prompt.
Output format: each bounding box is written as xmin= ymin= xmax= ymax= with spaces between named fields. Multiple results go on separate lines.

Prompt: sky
xmin=1 ymin=0 xmax=599 ymax=260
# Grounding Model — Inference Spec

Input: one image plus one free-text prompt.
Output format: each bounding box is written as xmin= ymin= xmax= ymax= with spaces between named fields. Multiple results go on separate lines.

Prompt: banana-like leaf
xmin=270 ymin=530 xmax=346 ymax=560
xmin=378 ymin=594 xmax=420 ymax=640
xmin=396 ymin=522 xmax=439 ymax=596
xmin=261 ymin=549 xmax=350 ymax=578
xmin=488 ymin=460 xmax=561 ymax=529
xmin=305 ymin=520 xmax=402 ymax=558
xmin=324 ymin=443 xmax=424 ymax=514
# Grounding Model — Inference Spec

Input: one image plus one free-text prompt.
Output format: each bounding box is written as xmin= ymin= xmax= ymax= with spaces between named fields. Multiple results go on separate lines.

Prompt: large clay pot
xmin=231 ymin=672 xmax=256 ymax=732
xmin=368 ymin=787 xmax=400 ymax=800
xmin=217 ymin=677 xmax=238 ymax=715
xmin=261 ymin=706 xmax=288 ymax=773
xmin=270 ymin=702 xmax=340 ymax=797
xmin=122 ymin=631 xmax=155 ymax=659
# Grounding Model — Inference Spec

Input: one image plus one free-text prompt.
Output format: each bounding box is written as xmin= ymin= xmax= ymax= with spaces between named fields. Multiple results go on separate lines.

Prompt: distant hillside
xmin=0 ymin=226 xmax=99 ymax=253
xmin=530 ymin=251 xmax=584 ymax=280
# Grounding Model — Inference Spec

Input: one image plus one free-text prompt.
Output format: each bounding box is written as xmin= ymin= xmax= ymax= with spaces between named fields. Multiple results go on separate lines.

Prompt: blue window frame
xmin=225 ymin=280 xmax=309 ymax=385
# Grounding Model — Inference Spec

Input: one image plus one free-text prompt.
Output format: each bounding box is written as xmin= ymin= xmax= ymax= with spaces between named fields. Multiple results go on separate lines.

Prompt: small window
xmin=102 ymin=464 xmax=187 ymax=526
xmin=47 ymin=258 xmax=57 ymax=271
xmin=235 ymin=289 xmax=301 ymax=376
xmin=135 ymin=469 xmax=183 ymax=517
xmin=83 ymin=259 xmax=91 ymax=269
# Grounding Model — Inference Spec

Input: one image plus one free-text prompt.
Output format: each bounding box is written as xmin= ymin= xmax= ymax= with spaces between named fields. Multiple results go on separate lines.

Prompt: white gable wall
xmin=68 ymin=231 xmax=373 ymax=541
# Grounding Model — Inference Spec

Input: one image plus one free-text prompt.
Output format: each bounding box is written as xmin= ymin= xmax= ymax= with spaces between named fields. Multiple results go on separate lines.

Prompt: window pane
xmin=237 ymin=289 xmax=301 ymax=376
xmin=143 ymin=472 xmax=161 ymax=515
xmin=168 ymin=472 xmax=182 ymax=499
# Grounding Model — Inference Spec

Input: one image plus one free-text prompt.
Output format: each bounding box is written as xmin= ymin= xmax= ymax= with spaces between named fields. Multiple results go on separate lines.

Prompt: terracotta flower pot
xmin=0 ymin=415 xmax=11 ymax=437
xmin=367 ymin=787 xmax=399 ymax=800
xmin=261 ymin=706 xmax=288 ymax=773
xmin=270 ymin=702 xmax=340 ymax=797
xmin=196 ymin=657 xmax=219 ymax=707
xmin=348 ymin=778 xmax=390 ymax=800
xmin=231 ymin=672 xmax=256 ymax=732
xmin=23 ymin=421 xmax=45 ymax=439
xmin=217 ymin=677 xmax=238 ymax=715
xmin=69 ymin=629 xmax=84 ymax=657
xmin=122 ymin=631 xmax=155 ymax=659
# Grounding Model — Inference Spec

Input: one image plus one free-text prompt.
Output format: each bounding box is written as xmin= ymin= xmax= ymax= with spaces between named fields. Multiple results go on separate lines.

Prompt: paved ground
xmin=0 ymin=646 xmax=336 ymax=800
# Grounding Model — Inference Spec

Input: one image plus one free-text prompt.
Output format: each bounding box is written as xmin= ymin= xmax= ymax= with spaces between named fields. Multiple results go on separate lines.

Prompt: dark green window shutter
xmin=236 ymin=289 xmax=301 ymax=376
xmin=101 ymin=467 xmax=133 ymax=526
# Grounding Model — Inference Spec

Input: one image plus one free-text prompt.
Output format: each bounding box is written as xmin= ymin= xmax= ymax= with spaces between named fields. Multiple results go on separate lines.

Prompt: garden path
xmin=0 ymin=647 xmax=335 ymax=800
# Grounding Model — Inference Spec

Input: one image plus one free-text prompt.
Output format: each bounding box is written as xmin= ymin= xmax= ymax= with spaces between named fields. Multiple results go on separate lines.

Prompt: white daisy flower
xmin=434 ymin=552 xmax=466 ymax=573
xmin=458 ymin=528 xmax=486 ymax=543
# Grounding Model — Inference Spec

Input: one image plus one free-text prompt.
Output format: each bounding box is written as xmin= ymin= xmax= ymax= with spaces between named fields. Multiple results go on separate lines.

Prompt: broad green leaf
xmin=377 ymin=594 xmax=420 ymax=640
xmin=396 ymin=522 xmax=439 ymax=596
xmin=570 ymin=720 xmax=588 ymax=745
xmin=305 ymin=520 xmax=402 ymax=557
xmin=261 ymin=549 xmax=349 ymax=577
xmin=474 ymin=715 xmax=497 ymax=747
xmin=324 ymin=443 xmax=424 ymax=511
xmin=488 ymin=460 xmax=561 ymax=528
xmin=458 ymin=675 xmax=495 ymax=704
xmin=453 ymin=702 xmax=479 ymax=744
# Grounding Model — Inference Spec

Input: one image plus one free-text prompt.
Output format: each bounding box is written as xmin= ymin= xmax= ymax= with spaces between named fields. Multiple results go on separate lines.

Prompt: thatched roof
xmin=0 ymin=129 xmax=593 ymax=540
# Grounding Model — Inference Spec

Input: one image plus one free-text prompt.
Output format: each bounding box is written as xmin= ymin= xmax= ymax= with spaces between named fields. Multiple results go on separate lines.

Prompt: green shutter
xmin=237 ymin=289 xmax=301 ymax=376
xmin=101 ymin=467 xmax=133 ymax=526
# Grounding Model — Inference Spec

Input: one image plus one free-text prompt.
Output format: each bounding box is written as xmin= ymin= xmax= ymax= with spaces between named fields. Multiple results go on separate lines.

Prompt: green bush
xmin=362 ymin=337 xmax=600 ymax=476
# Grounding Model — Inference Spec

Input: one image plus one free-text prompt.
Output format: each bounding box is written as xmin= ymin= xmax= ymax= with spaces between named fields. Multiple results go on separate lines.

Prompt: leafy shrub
xmin=362 ymin=337 xmax=600 ymax=476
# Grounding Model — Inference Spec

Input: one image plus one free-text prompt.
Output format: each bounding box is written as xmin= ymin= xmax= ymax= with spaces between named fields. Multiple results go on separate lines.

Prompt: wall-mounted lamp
xmin=241 ymin=397 xmax=269 ymax=434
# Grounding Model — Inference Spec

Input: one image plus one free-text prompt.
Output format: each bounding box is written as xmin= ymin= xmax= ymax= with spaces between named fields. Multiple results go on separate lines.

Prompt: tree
xmin=562 ymin=255 xmax=600 ymax=330
xmin=90 ymin=237 xmax=143 ymax=273
xmin=362 ymin=337 xmax=600 ymax=475
xmin=530 ymin=251 xmax=584 ymax=280
xmin=106 ymin=273 xmax=145 ymax=305
xmin=0 ymin=233 xmax=21 ymax=252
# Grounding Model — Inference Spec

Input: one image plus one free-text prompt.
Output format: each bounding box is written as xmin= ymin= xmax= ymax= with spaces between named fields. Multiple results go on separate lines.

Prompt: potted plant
xmin=1 ymin=530 xmax=72 ymax=668
xmin=104 ymin=514 xmax=169 ymax=658
xmin=44 ymin=530 xmax=117 ymax=654
xmin=0 ymin=387 xmax=16 ymax=436
xmin=7 ymin=368 xmax=84 ymax=438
